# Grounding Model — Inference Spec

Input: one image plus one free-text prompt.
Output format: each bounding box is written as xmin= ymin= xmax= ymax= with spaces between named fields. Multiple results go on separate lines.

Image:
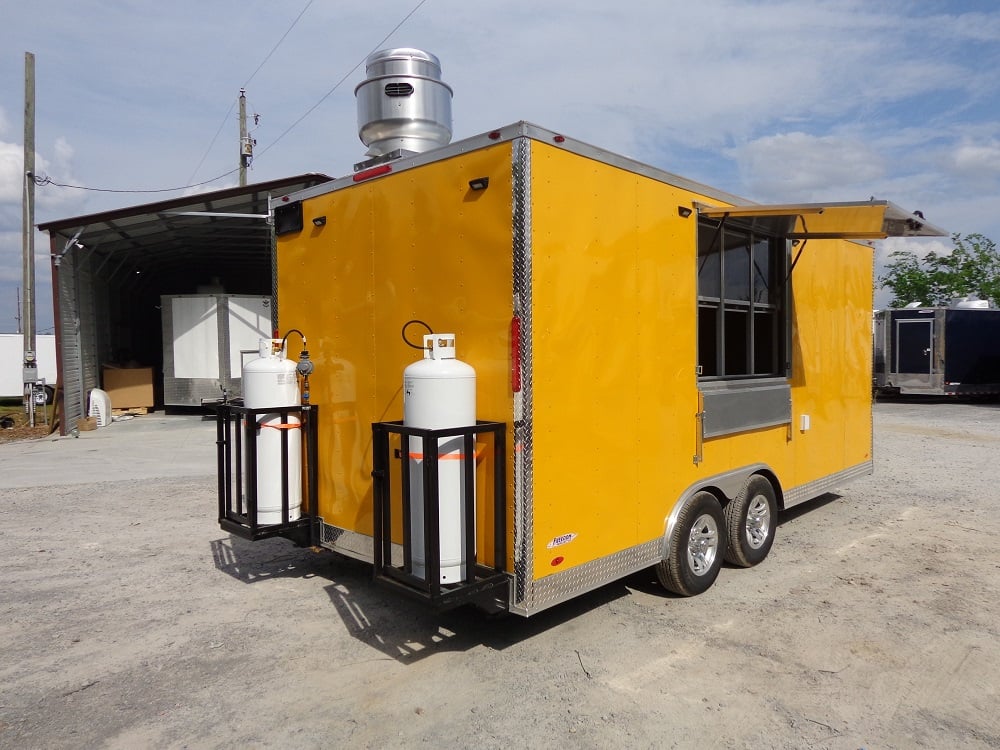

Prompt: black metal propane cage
xmin=215 ymin=404 xmax=511 ymax=612
xmin=216 ymin=402 xmax=319 ymax=547
xmin=371 ymin=420 xmax=511 ymax=612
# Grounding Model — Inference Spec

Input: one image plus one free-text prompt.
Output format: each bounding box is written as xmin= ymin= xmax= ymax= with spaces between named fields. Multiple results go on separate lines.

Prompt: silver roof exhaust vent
xmin=355 ymin=48 xmax=453 ymax=167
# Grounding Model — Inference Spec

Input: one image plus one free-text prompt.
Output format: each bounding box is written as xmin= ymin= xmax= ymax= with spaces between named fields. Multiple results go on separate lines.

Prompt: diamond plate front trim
xmin=783 ymin=461 xmax=873 ymax=508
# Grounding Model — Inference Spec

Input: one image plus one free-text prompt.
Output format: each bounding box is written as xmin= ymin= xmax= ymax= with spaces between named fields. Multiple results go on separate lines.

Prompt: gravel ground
xmin=1 ymin=400 xmax=999 ymax=749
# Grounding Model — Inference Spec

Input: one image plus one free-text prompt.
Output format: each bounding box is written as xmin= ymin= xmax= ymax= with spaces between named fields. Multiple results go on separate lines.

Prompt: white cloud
xmin=0 ymin=140 xmax=26 ymax=203
xmin=1 ymin=0 xmax=999 ymax=331
xmin=944 ymin=10 xmax=1000 ymax=43
xmin=0 ymin=137 xmax=86 ymax=213
xmin=731 ymin=132 xmax=885 ymax=202
xmin=952 ymin=139 xmax=1000 ymax=178
xmin=0 ymin=133 xmax=83 ymax=333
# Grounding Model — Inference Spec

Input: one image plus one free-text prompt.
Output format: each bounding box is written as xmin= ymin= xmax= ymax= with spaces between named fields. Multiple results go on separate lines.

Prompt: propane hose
xmin=401 ymin=319 xmax=434 ymax=350
xmin=279 ymin=328 xmax=314 ymax=403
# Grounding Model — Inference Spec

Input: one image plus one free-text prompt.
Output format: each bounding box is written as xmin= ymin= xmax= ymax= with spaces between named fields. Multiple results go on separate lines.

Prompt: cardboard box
xmin=102 ymin=367 xmax=155 ymax=409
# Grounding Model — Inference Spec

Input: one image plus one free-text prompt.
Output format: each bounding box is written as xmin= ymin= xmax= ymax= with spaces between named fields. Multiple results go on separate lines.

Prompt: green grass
xmin=0 ymin=398 xmax=56 ymax=426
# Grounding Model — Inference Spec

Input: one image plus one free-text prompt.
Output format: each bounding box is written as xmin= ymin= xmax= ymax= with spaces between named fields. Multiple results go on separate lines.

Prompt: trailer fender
xmin=660 ymin=463 xmax=779 ymax=562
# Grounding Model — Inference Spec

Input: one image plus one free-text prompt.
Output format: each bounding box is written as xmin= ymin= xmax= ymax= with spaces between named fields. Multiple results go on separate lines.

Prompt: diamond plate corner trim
xmin=783 ymin=461 xmax=873 ymax=508
xmin=270 ymin=217 xmax=279 ymax=331
xmin=512 ymin=136 xmax=534 ymax=608
xmin=509 ymin=538 xmax=662 ymax=617
xmin=320 ymin=522 xmax=376 ymax=564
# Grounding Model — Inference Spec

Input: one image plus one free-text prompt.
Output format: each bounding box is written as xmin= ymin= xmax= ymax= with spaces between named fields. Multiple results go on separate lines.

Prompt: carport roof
xmin=38 ymin=174 xmax=332 ymax=269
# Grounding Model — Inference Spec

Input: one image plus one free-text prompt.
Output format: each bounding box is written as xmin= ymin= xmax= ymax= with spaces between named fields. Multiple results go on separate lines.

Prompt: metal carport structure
xmin=38 ymin=174 xmax=332 ymax=434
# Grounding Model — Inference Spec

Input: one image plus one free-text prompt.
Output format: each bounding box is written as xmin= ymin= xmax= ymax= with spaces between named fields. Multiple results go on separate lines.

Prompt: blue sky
xmin=2 ymin=0 xmax=999 ymax=333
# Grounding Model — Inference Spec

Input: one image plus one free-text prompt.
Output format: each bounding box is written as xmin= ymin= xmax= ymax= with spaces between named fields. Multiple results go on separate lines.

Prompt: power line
xmin=187 ymin=0 xmax=314 ymax=185
xmin=185 ymin=102 xmax=238 ymax=186
xmin=29 ymin=168 xmax=240 ymax=194
xmin=256 ymin=0 xmax=429 ymax=160
xmin=31 ymin=0 xmax=429 ymax=196
xmin=244 ymin=0 xmax=314 ymax=88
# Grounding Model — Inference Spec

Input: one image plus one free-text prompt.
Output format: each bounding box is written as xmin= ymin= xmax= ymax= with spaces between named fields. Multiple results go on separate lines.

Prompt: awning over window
xmin=695 ymin=200 xmax=947 ymax=240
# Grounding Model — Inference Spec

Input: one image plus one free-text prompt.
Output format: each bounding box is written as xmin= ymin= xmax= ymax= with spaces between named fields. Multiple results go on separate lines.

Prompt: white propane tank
xmin=403 ymin=333 xmax=476 ymax=583
xmin=242 ymin=338 xmax=302 ymax=524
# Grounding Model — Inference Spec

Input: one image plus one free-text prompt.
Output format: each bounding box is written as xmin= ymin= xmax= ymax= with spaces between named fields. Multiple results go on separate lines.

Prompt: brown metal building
xmin=38 ymin=174 xmax=331 ymax=433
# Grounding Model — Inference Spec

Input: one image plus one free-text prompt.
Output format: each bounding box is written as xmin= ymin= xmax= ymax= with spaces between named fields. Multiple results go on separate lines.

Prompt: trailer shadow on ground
xmin=209 ymin=534 xmax=334 ymax=583
xmin=323 ymin=576 xmax=635 ymax=664
xmin=209 ymin=494 xmax=853 ymax=666
xmin=777 ymin=491 xmax=842 ymax=525
xmin=210 ymin=532 xmax=636 ymax=662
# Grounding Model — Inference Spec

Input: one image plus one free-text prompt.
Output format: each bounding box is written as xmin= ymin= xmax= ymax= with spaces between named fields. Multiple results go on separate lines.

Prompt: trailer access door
xmin=896 ymin=317 xmax=934 ymax=385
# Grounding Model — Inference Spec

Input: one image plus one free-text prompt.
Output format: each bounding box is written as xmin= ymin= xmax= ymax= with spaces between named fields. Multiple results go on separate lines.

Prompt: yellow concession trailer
xmin=216 ymin=121 xmax=943 ymax=616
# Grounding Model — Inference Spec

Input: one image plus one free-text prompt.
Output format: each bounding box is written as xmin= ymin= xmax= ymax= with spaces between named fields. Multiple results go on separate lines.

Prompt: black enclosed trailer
xmin=874 ymin=305 xmax=1000 ymax=396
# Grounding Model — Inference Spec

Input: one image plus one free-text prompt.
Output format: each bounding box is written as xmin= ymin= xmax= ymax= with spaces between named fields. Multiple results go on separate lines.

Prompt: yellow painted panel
xmin=278 ymin=135 xmax=874 ymax=592
xmin=528 ymin=142 xmax=710 ymax=579
xmin=276 ymin=144 xmax=515 ymax=566
xmin=528 ymin=142 xmax=874 ymax=582
xmin=787 ymin=238 xmax=874 ymax=480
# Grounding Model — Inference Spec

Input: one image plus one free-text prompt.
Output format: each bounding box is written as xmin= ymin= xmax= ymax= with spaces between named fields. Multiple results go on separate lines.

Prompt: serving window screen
xmin=698 ymin=219 xmax=786 ymax=379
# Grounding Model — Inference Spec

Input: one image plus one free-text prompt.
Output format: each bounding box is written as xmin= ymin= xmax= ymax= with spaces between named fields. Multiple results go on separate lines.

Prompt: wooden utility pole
xmin=239 ymin=88 xmax=249 ymax=186
xmin=23 ymin=51 xmax=38 ymax=427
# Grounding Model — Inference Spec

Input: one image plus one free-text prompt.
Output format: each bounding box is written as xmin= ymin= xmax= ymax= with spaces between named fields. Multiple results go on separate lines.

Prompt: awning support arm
xmin=783 ymin=215 xmax=808 ymax=286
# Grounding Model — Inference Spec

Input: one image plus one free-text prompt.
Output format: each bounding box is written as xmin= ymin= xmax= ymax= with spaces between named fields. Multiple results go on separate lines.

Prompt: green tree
xmin=879 ymin=233 xmax=1000 ymax=308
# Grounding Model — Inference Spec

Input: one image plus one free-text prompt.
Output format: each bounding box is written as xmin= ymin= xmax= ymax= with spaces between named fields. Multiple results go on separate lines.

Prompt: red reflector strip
xmin=260 ymin=423 xmax=301 ymax=430
xmin=353 ymin=164 xmax=392 ymax=182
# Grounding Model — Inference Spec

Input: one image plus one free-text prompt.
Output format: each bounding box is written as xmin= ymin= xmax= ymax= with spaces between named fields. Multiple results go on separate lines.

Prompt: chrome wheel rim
xmin=687 ymin=513 xmax=719 ymax=576
xmin=745 ymin=494 xmax=772 ymax=549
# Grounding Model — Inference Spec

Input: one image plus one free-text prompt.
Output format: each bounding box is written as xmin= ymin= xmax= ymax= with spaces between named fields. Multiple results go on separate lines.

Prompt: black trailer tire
xmin=656 ymin=491 xmax=726 ymax=597
xmin=724 ymin=475 xmax=778 ymax=568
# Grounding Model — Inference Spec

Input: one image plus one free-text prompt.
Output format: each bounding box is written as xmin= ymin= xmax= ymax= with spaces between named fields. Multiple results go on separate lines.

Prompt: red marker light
xmin=551 ymin=556 xmax=564 ymax=567
xmin=553 ymin=135 xmax=565 ymax=143
xmin=353 ymin=164 xmax=392 ymax=182
xmin=488 ymin=131 xmax=501 ymax=140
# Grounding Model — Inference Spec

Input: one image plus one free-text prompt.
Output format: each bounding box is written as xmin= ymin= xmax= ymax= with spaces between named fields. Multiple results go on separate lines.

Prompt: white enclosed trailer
xmin=1 ymin=334 xmax=57 ymax=399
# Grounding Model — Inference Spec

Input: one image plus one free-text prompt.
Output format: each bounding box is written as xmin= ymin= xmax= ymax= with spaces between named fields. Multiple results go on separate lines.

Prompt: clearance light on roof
xmin=353 ymin=164 xmax=393 ymax=182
